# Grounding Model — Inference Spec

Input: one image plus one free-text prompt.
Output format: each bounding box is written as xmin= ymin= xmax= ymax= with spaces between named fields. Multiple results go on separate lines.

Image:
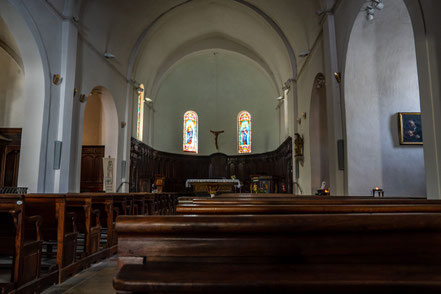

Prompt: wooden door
xmin=80 ymin=146 xmax=105 ymax=192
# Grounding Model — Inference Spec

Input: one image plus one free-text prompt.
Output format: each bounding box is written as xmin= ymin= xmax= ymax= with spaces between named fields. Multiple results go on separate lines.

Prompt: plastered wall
xmin=344 ymin=0 xmax=425 ymax=196
xmin=296 ymin=39 xmax=325 ymax=195
xmin=0 ymin=48 xmax=24 ymax=127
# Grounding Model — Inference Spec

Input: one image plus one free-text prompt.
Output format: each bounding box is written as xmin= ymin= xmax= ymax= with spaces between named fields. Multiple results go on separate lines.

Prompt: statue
xmin=210 ymin=130 xmax=224 ymax=150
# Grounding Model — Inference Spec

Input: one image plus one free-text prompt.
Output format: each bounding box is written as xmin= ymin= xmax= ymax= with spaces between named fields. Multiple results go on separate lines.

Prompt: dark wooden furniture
xmin=24 ymin=194 xmax=78 ymax=283
xmin=65 ymin=194 xmax=104 ymax=265
xmin=80 ymin=146 xmax=105 ymax=192
xmin=0 ymin=195 xmax=43 ymax=294
xmin=177 ymin=194 xmax=441 ymax=214
xmin=114 ymin=213 xmax=441 ymax=293
xmin=130 ymin=137 xmax=293 ymax=193
xmin=0 ymin=129 xmax=22 ymax=188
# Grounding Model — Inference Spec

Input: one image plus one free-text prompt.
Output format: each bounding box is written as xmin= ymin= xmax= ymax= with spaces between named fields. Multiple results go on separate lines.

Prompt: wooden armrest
xmin=92 ymin=209 xmax=101 ymax=227
xmin=25 ymin=215 xmax=42 ymax=241
xmin=66 ymin=212 xmax=77 ymax=233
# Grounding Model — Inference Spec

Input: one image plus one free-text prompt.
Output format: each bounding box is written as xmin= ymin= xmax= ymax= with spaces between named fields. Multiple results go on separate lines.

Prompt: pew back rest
xmin=116 ymin=214 xmax=441 ymax=269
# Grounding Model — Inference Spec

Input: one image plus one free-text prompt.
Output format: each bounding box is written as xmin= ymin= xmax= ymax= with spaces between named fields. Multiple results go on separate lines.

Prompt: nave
xmin=2 ymin=191 xmax=441 ymax=293
xmin=2 ymin=0 xmax=441 ymax=292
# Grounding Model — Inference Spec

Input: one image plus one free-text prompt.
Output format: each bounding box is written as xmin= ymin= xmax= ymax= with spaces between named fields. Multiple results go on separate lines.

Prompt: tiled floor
xmin=42 ymin=257 xmax=118 ymax=294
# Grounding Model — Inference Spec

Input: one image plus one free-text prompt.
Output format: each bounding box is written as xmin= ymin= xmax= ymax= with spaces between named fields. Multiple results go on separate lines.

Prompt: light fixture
xmin=145 ymin=97 xmax=153 ymax=103
xmin=103 ymin=52 xmax=116 ymax=59
xmin=299 ymin=50 xmax=310 ymax=58
xmin=365 ymin=0 xmax=384 ymax=21
xmin=276 ymin=96 xmax=284 ymax=101
xmin=334 ymin=72 xmax=342 ymax=84
xmin=373 ymin=0 xmax=384 ymax=10
xmin=52 ymin=74 xmax=63 ymax=85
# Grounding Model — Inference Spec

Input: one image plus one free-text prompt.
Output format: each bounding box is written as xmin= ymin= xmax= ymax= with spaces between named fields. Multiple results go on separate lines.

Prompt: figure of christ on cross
xmin=210 ymin=130 xmax=224 ymax=151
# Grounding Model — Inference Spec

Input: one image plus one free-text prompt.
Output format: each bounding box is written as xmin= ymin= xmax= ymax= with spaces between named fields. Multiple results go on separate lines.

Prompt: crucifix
xmin=210 ymin=130 xmax=224 ymax=150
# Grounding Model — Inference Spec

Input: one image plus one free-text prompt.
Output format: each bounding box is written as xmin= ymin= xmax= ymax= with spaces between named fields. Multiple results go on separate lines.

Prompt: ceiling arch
xmin=132 ymin=0 xmax=293 ymax=99
xmin=78 ymin=0 xmax=322 ymax=84
xmin=148 ymin=33 xmax=280 ymax=100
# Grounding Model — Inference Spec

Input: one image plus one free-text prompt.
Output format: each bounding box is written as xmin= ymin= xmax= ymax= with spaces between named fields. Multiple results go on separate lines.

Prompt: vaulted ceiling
xmin=49 ymin=0 xmax=323 ymax=95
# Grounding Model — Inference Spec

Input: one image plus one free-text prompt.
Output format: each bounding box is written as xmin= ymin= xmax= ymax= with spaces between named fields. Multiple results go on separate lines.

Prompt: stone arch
xmin=80 ymin=86 xmax=119 ymax=191
xmin=343 ymin=0 xmax=425 ymax=197
xmin=0 ymin=0 xmax=50 ymax=192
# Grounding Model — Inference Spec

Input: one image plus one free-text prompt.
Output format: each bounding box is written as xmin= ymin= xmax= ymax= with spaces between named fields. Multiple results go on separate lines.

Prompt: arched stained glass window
xmin=238 ymin=111 xmax=251 ymax=153
xmin=136 ymin=84 xmax=145 ymax=141
xmin=183 ymin=111 xmax=198 ymax=153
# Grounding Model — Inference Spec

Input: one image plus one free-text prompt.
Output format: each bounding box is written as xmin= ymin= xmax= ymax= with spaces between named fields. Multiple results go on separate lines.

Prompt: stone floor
xmin=42 ymin=257 xmax=118 ymax=294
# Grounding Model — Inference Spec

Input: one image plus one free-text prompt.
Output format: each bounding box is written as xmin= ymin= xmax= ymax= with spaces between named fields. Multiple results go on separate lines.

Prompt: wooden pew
xmin=24 ymin=194 xmax=78 ymax=284
xmin=177 ymin=195 xmax=441 ymax=214
xmin=177 ymin=203 xmax=441 ymax=214
xmin=114 ymin=214 xmax=441 ymax=293
xmin=0 ymin=195 xmax=43 ymax=294
xmin=65 ymin=194 xmax=105 ymax=266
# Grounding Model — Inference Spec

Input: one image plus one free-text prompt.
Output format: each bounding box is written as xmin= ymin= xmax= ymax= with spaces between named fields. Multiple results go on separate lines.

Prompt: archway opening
xmin=344 ymin=0 xmax=425 ymax=197
xmin=0 ymin=4 xmax=47 ymax=192
xmin=80 ymin=86 xmax=118 ymax=192
xmin=309 ymin=74 xmax=329 ymax=193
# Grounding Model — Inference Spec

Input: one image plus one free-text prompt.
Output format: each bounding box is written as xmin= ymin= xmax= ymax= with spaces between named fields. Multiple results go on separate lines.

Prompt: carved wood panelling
xmin=130 ymin=137 xmax=292 ymax=193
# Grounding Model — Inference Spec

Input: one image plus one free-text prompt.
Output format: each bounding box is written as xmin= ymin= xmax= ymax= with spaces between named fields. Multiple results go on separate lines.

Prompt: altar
xmin=185 ymin=179 xmax=241 ymax=196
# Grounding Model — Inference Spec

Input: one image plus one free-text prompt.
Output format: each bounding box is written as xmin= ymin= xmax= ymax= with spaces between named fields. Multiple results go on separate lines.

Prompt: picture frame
xmin=398 ymin=112 xmax=423 ymax=145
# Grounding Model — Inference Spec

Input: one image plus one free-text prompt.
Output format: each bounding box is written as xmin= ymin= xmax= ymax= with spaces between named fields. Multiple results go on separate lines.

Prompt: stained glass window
xmin=136 ymin=84 xmax=145 ymax=141
xmin=238 ymin=111 xmax=251 ymax=153
xmin=183 ymin=111 xmax=198 ymax=153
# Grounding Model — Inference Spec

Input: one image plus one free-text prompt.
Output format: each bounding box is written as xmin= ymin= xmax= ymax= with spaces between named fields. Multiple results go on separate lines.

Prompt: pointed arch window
xmin=183 ymin=111 xmax=198 ymax=153
xmin=136 ymin=84 xmax=145 ymax=141
xmin=238 ymin=111 xmax=251 ymax=153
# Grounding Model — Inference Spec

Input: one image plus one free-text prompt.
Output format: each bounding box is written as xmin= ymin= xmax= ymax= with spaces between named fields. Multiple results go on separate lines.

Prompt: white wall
xmin=153 ymin=50 xmax=279 ymax=155
xmin=0 ymin=48 xmax=24 ymax=127
xmin=0 ymin=1 xmax=49 ymax=192
xmin=344 ymin=0 xmax=425 ymax=196
xmin=296 ymin=40 xmax=326 ymax=195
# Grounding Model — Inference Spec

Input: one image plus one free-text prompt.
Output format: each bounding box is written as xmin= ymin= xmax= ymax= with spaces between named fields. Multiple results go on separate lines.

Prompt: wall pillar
xmin=53 ymin=0 xmax=78 ymax=192
xmin=321 ymin=11 xmax=345 ymax=195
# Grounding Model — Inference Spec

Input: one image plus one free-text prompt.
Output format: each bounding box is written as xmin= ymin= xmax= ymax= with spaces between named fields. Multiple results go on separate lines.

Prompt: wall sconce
xmin=104 ymin=52 xmax=116 ymax=59
xmin=53 ymin=74 xmax=63 ymax=85
xmin=79 ymin=94 xmax=87 ymax=103
xmin=121 ymin=122 xmax=127 ymax=128
xmin=334 ymin=72 xmax=342 ymax=84
xmin=365 ymin=0 xmax=384 ymax=21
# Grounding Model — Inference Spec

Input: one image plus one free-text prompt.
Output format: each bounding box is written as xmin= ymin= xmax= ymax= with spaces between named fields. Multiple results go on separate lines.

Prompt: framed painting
xmin=398 ymin=112 xmax=423 ymax=145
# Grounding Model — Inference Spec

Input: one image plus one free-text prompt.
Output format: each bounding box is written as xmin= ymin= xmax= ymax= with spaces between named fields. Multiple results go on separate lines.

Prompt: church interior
xmin=1 ymin=0 xmax=441 ymax=293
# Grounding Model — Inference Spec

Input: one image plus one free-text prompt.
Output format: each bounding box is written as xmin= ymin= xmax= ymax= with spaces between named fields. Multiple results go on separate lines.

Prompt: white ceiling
xmin=53 ymin=0 xmax=323 ymax=94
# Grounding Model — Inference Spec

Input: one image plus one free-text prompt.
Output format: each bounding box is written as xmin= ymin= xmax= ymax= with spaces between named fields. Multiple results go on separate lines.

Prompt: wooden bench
xmin=0 ymin=195 xmax=43 ymax=294
xmin=24 ymin=194 xmax=78 ymax=284
xmin=177 ymin=195 xmax=441 ymax=214
xmin=65 ymin=194 xmax=105 ymax=266
xmin=114 ymin=214 xmax=441 ymax=293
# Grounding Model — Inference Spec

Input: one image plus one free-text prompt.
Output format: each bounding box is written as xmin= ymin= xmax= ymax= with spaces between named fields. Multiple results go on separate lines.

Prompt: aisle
xmin=42 ymin=256 xmax=117 ymax=294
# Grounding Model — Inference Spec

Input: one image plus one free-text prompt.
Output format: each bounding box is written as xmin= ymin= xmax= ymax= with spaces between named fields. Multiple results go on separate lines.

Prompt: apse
xmin=151 ymin=50 xmax=279 ymax=155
